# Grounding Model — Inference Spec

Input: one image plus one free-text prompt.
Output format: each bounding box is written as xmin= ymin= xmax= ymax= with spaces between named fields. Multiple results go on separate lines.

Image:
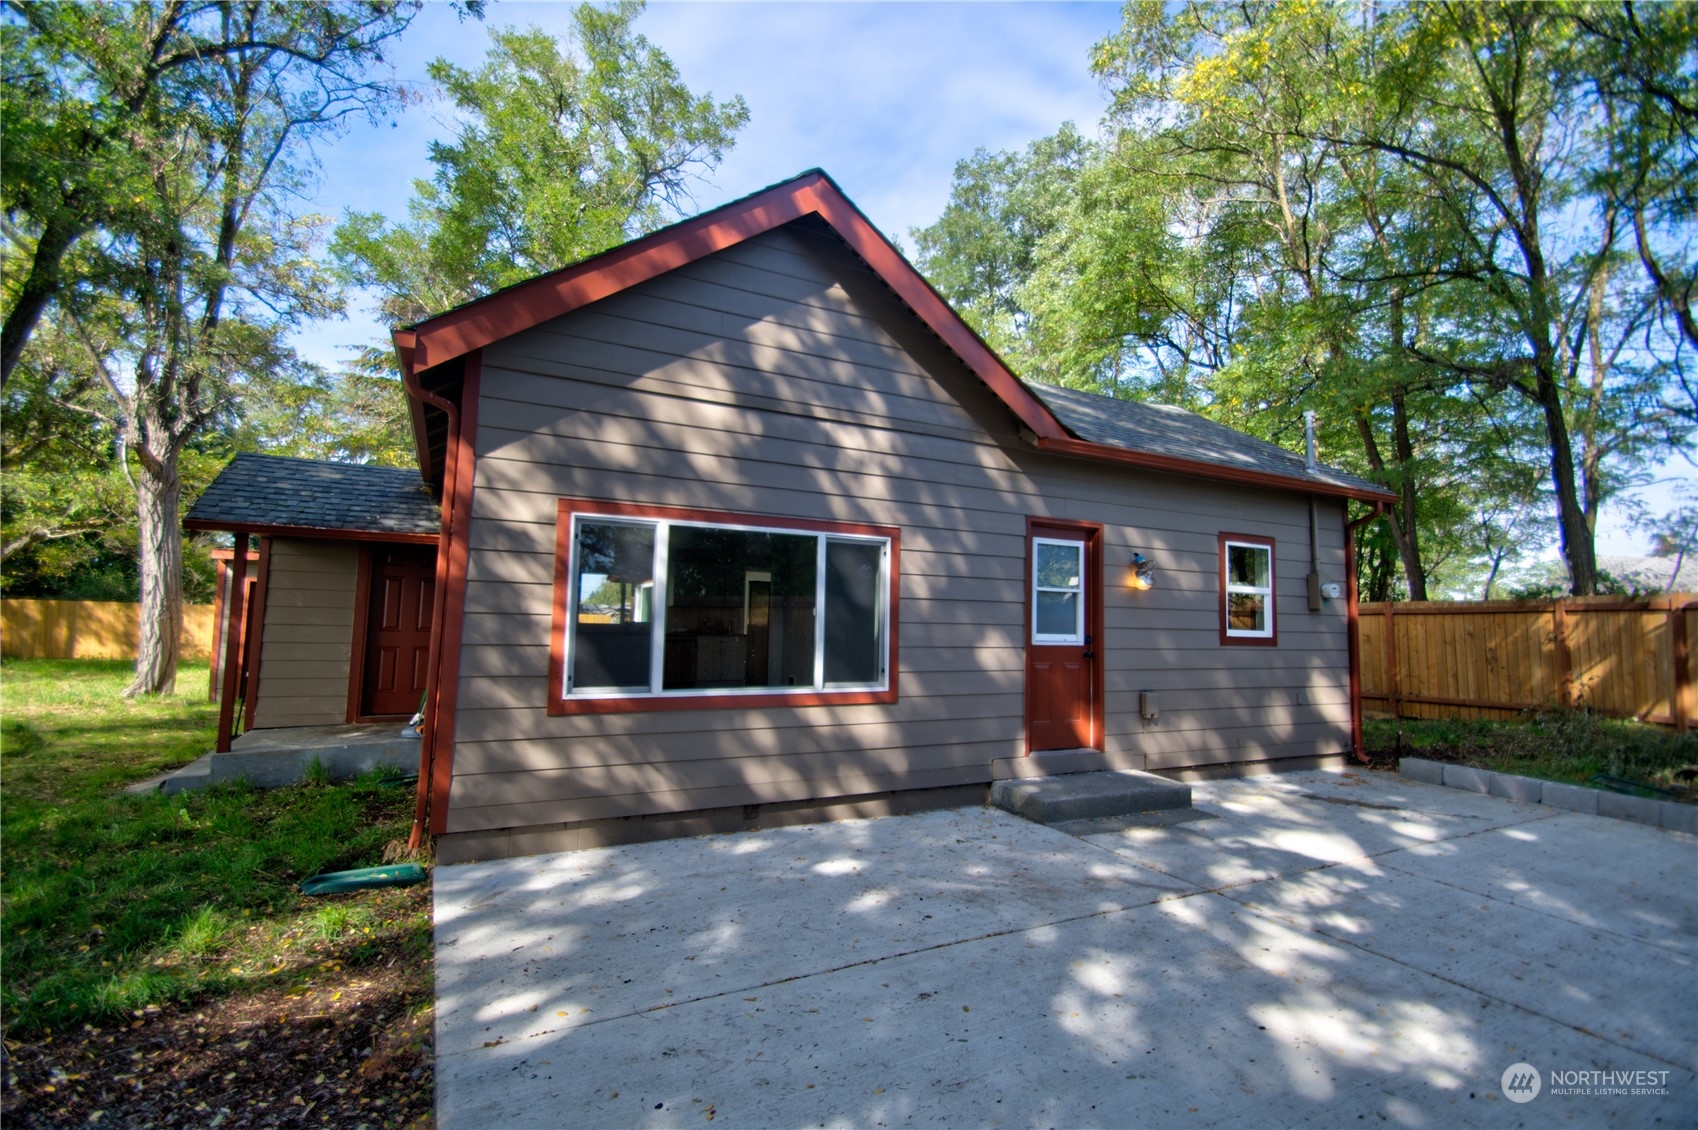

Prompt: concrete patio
xmin=433 ymin=769 xmax=1697 ymax=1128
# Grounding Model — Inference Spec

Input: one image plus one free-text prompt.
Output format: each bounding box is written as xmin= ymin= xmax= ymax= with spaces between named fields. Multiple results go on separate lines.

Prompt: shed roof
xmin=185 ymin=453 xmax=440 ymax=541
xmin=1027 ymin=382 xmax=1385 ymax=499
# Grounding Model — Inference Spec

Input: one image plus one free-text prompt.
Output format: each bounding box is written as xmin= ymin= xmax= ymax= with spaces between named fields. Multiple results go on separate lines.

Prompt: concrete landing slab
xmin=125 ymin=753 xmax=212 ymax=795
xmin=136 ymin=724 xmax=420 ymax=792
xmin=990 ymin=769 xmax=1190 ymax=824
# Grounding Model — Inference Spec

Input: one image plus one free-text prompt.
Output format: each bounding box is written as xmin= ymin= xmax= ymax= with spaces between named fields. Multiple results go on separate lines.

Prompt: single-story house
xmin=187 ymin=169 xmax=1393 ymax=863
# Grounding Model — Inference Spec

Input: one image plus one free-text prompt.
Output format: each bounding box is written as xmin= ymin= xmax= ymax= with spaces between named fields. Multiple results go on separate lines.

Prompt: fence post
xmin=1384 ymin=601 xmax=1401 ymax=718
xmin=1553 ymin=599 xmax=1573 ymax=709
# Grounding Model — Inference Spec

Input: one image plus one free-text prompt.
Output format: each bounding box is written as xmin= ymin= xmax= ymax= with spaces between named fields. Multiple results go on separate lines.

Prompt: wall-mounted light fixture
xmin=1128 ymin=553 xmax=1156 ymax=591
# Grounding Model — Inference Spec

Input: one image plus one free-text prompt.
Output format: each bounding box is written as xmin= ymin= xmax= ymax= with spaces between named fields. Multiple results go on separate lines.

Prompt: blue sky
xmin=296 ymin=0 xmax=1119 ymax=373
xmin=290 ymin=0 xmax=1677 ymax=560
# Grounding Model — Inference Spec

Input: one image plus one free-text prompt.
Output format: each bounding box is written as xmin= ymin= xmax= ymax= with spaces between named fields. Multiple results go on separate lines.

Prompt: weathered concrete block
xmin=990 ymin=770 xmax=1190 ymax=825
xmin=1658 ymin=801 xmax=1697 ymax=836
xmin=1398 ymin=757 xmax=1445 ymax=786
xmin=1539 ymin=781 xmax=1599 ymax=815
xmin=1598 ymin=790 xmax=1662 ymax=826
xmin=1488 ymin=772 xmax=1544 ymax=804
xmin=1442 ymin=764 xmax=1491 ymax=794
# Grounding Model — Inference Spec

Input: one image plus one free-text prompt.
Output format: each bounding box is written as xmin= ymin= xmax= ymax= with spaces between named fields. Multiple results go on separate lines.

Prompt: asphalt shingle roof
xmin=187 ymin=453 xmax=439 ymax=537
xmin=1025 ymin=381 xmax=1387 ymax=498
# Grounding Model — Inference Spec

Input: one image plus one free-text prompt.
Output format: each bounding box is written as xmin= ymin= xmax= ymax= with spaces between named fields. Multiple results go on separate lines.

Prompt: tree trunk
xmin=1388 ymin=389 xmax=1428 ymax=600
xmin=1351 ymin=407 xmax=1427 ymax=599
xmin=125 ymin=449 xmax=183 ymax=697
xmin=1529 ymin=356 xmax=1599 ymax=595
xmin=1 ymin=217 xmax=84 ymax=386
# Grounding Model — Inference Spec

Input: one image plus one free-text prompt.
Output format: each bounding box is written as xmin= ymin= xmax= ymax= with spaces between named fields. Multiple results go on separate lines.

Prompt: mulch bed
xmin=2 ymin=906 xmax=434 ymax=1128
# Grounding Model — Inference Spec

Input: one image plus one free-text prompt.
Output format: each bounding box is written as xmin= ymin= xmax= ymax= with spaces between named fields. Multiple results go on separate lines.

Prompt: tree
xmin=916 ymin=1 xmax=1693 ymax=599
xmin=910 ymin=126 xmax=1092 ymax=378
xmin=1300 ymin=1 xmax=1692 ymax=593
xmin=2 ymin=2 xmax=423 ymax=695
xmin=332 ymin=2 xmax=749 ymax=328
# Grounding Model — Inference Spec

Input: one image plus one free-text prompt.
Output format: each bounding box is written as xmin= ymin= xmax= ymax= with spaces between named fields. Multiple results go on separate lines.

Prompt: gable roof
xmin=185 ymin=453 xmax=440 ymax=542
xmin=396 ymin=169 xmax=1393 ymax=504
xmin=1027 ymin=382 xmax=1386 ymax=499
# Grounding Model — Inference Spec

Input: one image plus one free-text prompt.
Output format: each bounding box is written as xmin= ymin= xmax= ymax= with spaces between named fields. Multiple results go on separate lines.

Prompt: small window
xmin=1220 ymin=535 xmax=1275 ymax=644
xmin=1032 ymin=537 xmax=1085 ymax=644
xmin=551 ymin=501 xmax=898 ymax=713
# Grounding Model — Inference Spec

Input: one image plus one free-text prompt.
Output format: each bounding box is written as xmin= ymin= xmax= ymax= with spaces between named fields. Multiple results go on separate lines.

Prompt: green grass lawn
xmin=1364 ymin=709 xmax=1698 ymax=802
xmin=1 ymin=658 xmax=428 ymax=1035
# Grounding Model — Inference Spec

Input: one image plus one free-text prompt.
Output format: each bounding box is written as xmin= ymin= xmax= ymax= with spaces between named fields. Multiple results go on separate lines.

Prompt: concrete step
xmin=990 ymin=769 xmax=1191 ymax=825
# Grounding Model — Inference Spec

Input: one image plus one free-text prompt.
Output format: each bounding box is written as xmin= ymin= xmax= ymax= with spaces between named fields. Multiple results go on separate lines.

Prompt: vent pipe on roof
xmin=1303 ymin=410 xmax=1318 ymax=473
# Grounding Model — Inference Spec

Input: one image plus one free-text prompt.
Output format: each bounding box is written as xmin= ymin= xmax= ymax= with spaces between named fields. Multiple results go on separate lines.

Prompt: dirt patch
xmin=3 ymin=908 xmax=434 ymax=1129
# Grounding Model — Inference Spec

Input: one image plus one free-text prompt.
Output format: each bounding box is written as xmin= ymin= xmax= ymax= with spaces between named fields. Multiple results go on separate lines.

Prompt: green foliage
xmin=915 ymin=0 xmax=1695 ymax=601
xmin=2 ymin=3 xmax=426 ymax=692
xmin=333 ymin=3 xmax=750 ymax=328
xmin=0 ymin=658 xmax=421 ymax=1033
xmin=1365 ymin=710 xmax=1698 ymax=800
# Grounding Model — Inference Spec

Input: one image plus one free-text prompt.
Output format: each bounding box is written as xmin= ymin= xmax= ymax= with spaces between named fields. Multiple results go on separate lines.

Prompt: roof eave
xmin=1032 ymin=435 xmax=1397 ymax=503
xmin=183 ymin=518 xmax=441 ymax=545
xmin=399 ymin=170 xmax=1069 ymax=446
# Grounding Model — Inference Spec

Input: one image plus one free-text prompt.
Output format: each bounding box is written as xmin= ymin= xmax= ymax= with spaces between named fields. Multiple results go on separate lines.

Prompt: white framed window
xmin=554 ymin=503 xmax=896 ymax=709
xmin=1032 ymin=537 xmax=1086 ymax=644
xmin=1221 ymin=536 xmax=1275 ymax=642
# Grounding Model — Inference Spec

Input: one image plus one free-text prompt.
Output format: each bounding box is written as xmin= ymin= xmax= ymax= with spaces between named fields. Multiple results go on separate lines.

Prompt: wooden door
xmin=361 ymin=546 xmax=436 ymax=717
xmin=1026 ymin=521 xmax=1101 ymax=752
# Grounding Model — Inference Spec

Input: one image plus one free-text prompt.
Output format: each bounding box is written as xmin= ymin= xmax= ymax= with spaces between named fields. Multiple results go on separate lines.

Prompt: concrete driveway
xmin=433 ymin=769 xmax=1697 ymax=1128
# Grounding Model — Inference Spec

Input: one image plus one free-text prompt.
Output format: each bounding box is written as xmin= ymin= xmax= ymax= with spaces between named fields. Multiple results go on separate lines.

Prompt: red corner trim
xmin=215 ymin=537 xmax=248 ymax=753
xmin=241 ymin=537 xmax=272 ymax=732
xmin=1035 ymin=436 xmax=1396 ymax=504
xmin=399 ymin=171 xmax=1068 ymax=443
xmin=427 ymin=350 xmax=481 ymax=834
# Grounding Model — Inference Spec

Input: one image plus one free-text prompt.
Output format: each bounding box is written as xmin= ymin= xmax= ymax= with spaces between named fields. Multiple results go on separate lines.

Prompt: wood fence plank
xmin=1 ymin=600 xmax=217 ymax=660
xmin=1354 ymin=597 xmax=1695 ymax=729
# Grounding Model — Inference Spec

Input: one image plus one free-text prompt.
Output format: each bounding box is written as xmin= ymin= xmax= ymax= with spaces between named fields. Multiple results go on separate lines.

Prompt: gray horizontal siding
xmin=252 ymin=538 xmax=356 ymax=728
xmin=446 ymin=221 xmax=1353 ymax=832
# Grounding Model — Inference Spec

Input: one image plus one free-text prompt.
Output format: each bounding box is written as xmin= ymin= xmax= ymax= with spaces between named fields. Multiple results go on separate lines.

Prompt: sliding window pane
xmin=572 ymin=522 xmax=655 ymax=691
xmin=663 ymin=527 xmax=817 ymax=690
xmin=825 ymin=540 xmax=881 ymax=685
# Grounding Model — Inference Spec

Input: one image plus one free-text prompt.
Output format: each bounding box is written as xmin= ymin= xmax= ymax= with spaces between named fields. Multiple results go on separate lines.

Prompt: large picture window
xmin=1219 ymin=533 xmax=1276 ymax=645
xmin=550 ymin=501 xmax=898 ymax=713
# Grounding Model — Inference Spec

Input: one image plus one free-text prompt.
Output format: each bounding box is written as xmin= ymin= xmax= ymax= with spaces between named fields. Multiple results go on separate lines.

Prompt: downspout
xmin=1345 ymin=501 xmax=1386 ymax=764
xmin=1304 ymin=412 xmax=1323 ymax=612
xmin=400 ymin=337 xmax=461 ymax=853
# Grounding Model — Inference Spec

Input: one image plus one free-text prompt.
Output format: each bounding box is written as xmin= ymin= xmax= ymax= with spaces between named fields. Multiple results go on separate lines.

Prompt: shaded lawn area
xmin=1363 ymin=708 xmax=1698 ymax=803
xmin=1 ymin=658 xmax=434 ymax=1128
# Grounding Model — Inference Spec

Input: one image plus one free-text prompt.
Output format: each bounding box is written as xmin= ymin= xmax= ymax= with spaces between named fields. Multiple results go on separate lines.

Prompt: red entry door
xmin=1027 ymin=523 xmax=1099 ymax=752
xmin=361 ymin=546 xmax=436 ymax=717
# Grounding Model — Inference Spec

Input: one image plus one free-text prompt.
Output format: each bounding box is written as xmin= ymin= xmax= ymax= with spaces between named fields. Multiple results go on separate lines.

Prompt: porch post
xmin=215 ymin=535 xmax=248 ymax=753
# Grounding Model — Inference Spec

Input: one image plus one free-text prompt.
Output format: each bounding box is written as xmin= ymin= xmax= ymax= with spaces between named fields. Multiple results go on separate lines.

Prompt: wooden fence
xmin=1 ymin=599 xmax=217 ymax=661
xmin=1359 ymin=595 xmax=1695 ymax=729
